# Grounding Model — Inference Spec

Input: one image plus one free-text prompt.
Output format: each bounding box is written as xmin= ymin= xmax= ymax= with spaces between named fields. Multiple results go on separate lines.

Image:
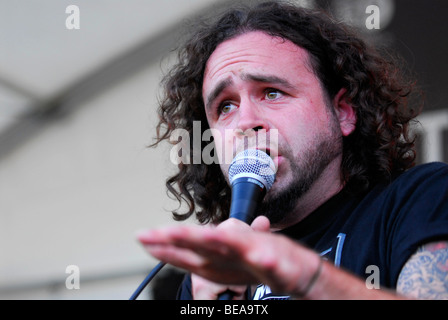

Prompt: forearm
xmin=296 ymin=258 xmax=407 ymax=300
xmin=247 ymin=235 xmax=408 ymax=300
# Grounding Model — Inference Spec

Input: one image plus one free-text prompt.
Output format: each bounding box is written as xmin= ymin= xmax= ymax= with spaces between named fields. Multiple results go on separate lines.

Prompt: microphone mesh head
xmin=228 ymin=149 xmax=276 ymax=190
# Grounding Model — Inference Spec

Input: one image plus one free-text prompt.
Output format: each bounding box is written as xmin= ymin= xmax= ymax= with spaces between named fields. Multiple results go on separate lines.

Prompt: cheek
xmin=276 ymin=109 xmax=331 ymax=152
xmin=292 ymin=103 xmax=333 ymax=134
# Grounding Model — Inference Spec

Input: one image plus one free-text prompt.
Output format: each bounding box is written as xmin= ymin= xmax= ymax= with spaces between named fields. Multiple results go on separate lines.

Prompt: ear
xmin=333 ymin=88 xmax=356 ymax=137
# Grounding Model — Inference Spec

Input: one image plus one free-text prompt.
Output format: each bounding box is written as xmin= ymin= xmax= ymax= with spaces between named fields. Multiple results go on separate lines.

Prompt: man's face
xmin=202 ymin=31 xmax=349 ymax=225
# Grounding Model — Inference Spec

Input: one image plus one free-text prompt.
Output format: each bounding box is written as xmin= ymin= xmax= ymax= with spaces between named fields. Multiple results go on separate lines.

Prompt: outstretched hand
xmin=137 ymin=215 xmax=321 ymax=297
xmin=138 ymin=216 xmax=270 ymax=284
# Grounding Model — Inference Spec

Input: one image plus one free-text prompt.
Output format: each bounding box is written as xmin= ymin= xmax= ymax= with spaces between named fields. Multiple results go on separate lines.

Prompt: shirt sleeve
xmin=387 ymin=162 xmax=448 ymax=286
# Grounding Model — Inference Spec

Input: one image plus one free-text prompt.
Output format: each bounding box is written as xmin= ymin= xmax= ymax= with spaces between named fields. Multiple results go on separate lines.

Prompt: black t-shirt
xmin=177 ymin=162 xmax=448 ymax=300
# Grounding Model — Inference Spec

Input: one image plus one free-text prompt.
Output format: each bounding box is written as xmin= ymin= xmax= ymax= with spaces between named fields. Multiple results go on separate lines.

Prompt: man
xmin=138 ymin=2 xmax=448 ymax=299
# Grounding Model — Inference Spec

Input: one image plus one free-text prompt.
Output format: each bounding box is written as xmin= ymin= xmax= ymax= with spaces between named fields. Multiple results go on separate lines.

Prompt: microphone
xmin=218 ymin=149 xmax=276 ymax=300
xmin=228 ymin=149 xmax=276 ymax=223
xmin=130 ymin=149 xmax=276 ymax=300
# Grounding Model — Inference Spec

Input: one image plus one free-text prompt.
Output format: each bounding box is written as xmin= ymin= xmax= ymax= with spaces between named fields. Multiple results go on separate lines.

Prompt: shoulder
xmin=377 ymin=161 xmax=448 ymax=206
xmin=404 ymin=161 xmax=448 ymax=177
xmin=393 ymin=161 xmax=448 ymax=187
xmin=356 ymin=162 xmax=448 ymax=216
xmin=382 ymin=162 xmax=448 ymax=237
xmin=383 ymin=163 xmax=448 ymax=299
xmin=365 ymin=162 xmax=448 ymax=287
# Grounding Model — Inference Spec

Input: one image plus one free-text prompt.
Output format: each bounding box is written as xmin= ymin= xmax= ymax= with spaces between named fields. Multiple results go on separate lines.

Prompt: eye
xmin=219 ymin=101 xmax=237 ymax=115
xmin=264 ymin=88 xmax=283 ymax=100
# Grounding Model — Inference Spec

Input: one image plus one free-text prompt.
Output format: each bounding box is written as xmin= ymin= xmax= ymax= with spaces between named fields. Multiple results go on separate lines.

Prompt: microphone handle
xmin=228 ymin=179 xmax=266 ymax=223
xmin=217 ymin=180 xmax=265 ymax=300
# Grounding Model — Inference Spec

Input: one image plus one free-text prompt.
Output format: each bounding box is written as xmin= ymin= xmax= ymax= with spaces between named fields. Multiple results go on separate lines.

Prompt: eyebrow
xmin=242 ymin=73 xmax=295 ymax=90
xmin=205 ymin=73 xmax=295 ymax=110
xmin=205 ymin=78 xmax=232 ymax=110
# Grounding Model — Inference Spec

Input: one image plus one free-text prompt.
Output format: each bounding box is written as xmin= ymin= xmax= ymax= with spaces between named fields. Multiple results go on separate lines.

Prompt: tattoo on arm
xmin=397 ymin=241 xmax=448 ymax=300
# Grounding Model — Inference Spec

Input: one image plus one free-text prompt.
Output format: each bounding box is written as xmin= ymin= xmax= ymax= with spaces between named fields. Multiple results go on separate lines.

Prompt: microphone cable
xmin=129 ymin=261 xmax=166 ymax=300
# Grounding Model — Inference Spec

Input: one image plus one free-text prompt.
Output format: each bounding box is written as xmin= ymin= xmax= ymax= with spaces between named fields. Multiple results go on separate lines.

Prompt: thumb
xmin=250 ymin=216 xmax=270 ymax=232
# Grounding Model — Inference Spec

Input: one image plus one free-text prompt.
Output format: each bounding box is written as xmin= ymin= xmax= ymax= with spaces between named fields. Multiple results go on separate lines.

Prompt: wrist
xmin=292 ymin=254 xmax=324 ymax=299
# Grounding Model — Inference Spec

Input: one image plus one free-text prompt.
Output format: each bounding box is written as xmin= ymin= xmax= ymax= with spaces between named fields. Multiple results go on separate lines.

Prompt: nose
xmin=236 ymin=99 xmax=269 ymax=134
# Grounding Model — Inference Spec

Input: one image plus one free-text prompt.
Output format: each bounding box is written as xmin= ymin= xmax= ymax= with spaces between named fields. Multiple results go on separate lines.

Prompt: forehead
xmin=203 ymin=31 xmax=312 ymax=85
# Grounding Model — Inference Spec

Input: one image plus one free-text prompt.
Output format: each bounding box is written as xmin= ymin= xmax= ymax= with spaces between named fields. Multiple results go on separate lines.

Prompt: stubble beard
xmin=257 ymin=128 xmax=343 ymax=227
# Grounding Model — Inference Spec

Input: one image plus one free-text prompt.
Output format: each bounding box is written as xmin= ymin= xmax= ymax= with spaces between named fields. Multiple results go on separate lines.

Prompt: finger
xmin=139 ymin=225 xmax=246 ymax=259
xmin=216 ymin=217 xmax=252 ymax=232
xmin=139 ymin=226 xmax=262 ymax=284
xmin=250 ymin=216 xmax=271 ymax=232
xmin=137 ymin=225 xmax=198 ymax=245
xmin=144 ymin=244 xmax=205 ymax=271
xmin=138 ymin=226 xmax=247 ymax=276
xmin=138 ymin=226 xmax=213 ymax=254
xmin=138 ymin=227 xmax=219 ymax=271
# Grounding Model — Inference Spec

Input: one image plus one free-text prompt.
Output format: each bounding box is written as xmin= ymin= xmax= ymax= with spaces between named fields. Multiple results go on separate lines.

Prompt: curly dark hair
xmin=150 ymin=1 xmax=422 ymax=224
